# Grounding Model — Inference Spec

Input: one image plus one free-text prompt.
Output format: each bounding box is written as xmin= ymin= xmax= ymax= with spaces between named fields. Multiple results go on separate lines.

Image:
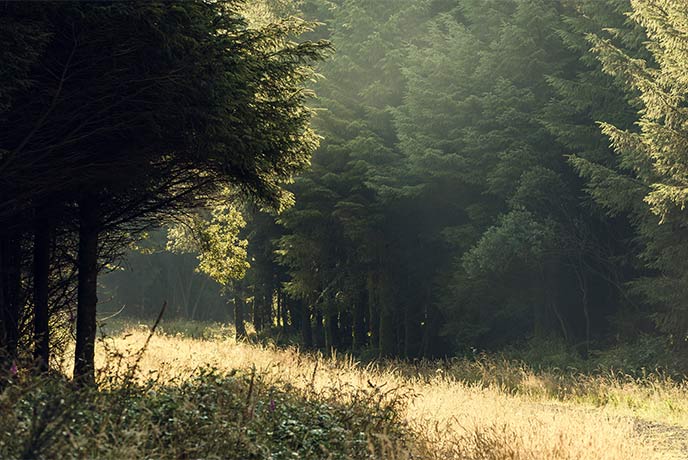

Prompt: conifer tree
xmin=584 ymin=0 xmax=688 ymax=340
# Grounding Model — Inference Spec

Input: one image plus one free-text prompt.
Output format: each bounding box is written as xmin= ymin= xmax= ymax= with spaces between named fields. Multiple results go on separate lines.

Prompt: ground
xmin=67 ymin=320 xmax=688 ymax=459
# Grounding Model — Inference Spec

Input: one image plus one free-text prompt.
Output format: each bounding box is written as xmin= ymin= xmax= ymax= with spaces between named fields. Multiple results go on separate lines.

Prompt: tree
xmin=168 ymin=197 xmax=250 ymax=339
xmin=0 ymin=1 xmax=328 ymax=383
xmin=583 ymin=0 xmax=688 ymax=342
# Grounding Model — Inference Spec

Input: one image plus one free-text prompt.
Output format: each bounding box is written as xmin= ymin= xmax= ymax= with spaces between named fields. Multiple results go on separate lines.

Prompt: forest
xmin=105 ymin=0 xmax=688 ymax=362
xmin=3 ymin=0 xmax=688 ymax=459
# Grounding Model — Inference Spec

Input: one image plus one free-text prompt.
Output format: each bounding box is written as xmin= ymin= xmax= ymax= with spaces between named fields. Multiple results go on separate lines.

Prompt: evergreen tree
xmin=582 ymin=0 xmax=688 ymax=342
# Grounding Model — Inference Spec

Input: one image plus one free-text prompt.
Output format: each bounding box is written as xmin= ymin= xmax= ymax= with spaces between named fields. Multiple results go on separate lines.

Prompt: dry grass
xmin=82 ymin=321 xmax=688 ymax=459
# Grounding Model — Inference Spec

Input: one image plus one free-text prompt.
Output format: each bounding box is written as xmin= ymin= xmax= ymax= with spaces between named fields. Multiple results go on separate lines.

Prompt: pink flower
xmin=269 ymin=399 xmax=275 ymax=412
xmin=9 ymin=362 xmax=17 ymax=377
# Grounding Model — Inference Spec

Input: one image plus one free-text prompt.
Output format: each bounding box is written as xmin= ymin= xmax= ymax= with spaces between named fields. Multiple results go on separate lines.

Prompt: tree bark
xmin=378 ymin=273 xmax=396 ymax=357
xmin=299 ymin=300 xmax=312 ymax=348
xmin=234 ymin=285 xmax=246 ymax=341
xmin=378 ymin=306 xmax=396 ymax=357
xmin=324 ymin=306 xmax=340 ymax=351
xmin=313 ymin=309 xmax=324 ymax=348
xmin=74 ymin=196 xmax=99 ymax=385
xmin=279 ymin=290 xmax=289 ymax=332
xmin=352 ymin=288 xmax=367 ymax=350
xmin=33 ymin=215 xmax=51 ymax=372
xmin=253 ymin=290 xmax=264 ymax=332
xmin=0 ymin=231 xmax=22 ymax=370
xmin=367 ymin=272 xmax=379 ymax=350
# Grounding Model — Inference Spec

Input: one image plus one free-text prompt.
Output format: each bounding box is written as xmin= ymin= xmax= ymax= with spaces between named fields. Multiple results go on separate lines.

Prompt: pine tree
xmin=585 ymin=0 xmax=688 ymax=341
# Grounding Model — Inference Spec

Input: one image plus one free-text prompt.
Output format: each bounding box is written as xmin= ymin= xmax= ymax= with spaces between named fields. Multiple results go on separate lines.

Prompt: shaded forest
xmin=4 ymin=0 xmax=688 ymax=383
xmin=106 ymin=0 xmax=688 ymax=362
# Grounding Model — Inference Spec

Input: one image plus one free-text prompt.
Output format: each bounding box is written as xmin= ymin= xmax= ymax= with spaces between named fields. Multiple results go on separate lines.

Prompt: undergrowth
xmin=4 ymin=319 xmax=683 ymax=459
xmin=1 ymin=365 xmax=420 ymax=460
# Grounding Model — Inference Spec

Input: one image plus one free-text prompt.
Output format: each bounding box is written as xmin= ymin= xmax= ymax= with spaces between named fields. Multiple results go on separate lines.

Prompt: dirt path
xmin=524 ymin=400 xmax=688 ymax=459
xmin=634 ymin=419 xmax=688 ymax=459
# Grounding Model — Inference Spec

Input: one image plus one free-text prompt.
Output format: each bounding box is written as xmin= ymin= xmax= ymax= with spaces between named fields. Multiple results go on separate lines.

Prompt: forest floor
xmin=59 ymin=319 xmax=688 ymax=459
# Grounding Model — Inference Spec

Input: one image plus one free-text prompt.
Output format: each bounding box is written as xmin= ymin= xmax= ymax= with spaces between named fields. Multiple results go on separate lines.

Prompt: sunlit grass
xmin=83 ymin=319 xmax=688 ymax=459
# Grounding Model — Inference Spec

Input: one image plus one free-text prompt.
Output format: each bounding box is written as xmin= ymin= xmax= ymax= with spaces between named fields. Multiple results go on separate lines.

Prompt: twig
xmin=126 ymin=301 xmax=167 ymax=385
xmin=243 ymin=365 xmax=256 ymax=420
xmin=309 ymin=357 xmax=319 ymax=394
xmin=98 ymin=304 xmax=127 ymax=322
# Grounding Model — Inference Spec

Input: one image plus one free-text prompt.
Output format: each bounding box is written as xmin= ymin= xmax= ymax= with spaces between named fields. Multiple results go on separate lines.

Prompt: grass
xmin=5 ymin=318 xmax=688 ymax=459
xmin=94 ymin=320 xmax=688 ymax=458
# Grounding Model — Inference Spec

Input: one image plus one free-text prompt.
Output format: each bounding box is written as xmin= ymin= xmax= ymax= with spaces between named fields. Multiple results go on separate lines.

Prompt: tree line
xmin=7 ymin=0 xmax=688 ymax=376
xmin=143 ymin=0 xmax=686 ymax=360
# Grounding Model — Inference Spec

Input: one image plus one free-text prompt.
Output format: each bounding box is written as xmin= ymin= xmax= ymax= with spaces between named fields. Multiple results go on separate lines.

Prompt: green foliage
xmin=463 ymin=211 xmax=557 ymax=278
xmin=0 ymin=367 xmax=414 ymax=460
xmin=78 ymin=0 xmax=688 ymax=368
xmin=237 ymin=0 xmax=681 ymax=358
xmin=167 ymin=200 xmax=250 ymax=286
xmin=579 ymin=0 xmax=688 ymax=340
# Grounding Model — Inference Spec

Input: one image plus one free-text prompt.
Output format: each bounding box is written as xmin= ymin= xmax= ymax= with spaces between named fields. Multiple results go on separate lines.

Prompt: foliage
xmin=167 ymin=200 xmax=250 ymax=286
xmin=86 ymin=323 xmax=684 ymax=459
xmin=0 ymin=0 xmax=329 ymax=378
xmin=0 ymin=367 xmax=414 ymax=460
xmin=105 ymin=0 xmax=688 ymax=361
xmin=578 ymin=0 xmax=688 ymax=341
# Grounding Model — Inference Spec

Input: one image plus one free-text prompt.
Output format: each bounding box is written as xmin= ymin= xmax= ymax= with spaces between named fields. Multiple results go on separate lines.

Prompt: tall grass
xmin=64 ymin=320 xmax=686 ymax=459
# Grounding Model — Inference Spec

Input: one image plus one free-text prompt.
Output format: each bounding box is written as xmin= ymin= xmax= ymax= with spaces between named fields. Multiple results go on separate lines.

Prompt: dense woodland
xmin=3 ymin=0 xmax=688 ymax=384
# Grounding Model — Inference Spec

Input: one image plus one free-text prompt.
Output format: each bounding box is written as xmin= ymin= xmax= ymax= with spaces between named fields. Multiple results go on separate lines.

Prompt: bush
xmin=0 ymin=364 xmax=417 ymax=460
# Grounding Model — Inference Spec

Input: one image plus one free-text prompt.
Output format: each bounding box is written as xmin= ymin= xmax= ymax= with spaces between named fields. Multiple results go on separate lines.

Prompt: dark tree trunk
xmin=289 ymin=296 xmax=301 ymax=331
xmin=403 ymin=297 xmax=422 ymax=358
xmin=575 ymin=264 xmax=590 ymax=359
xmin=253 ymin=290 xmax=264 ymax=332
xmin=280 ymin=290 xmax=289 ymax=332
xmin=313 ymin=309 xmax=325 ymax=348
xmin=367 ymin=273 xmax=379 ymax=350
xmin=403 ymin=301 xmax=411 ymax=358
xmin=74 ymin=196 xmax=99 ymax=385
xmin=420 ymin=303 xmax=439 ymax=358
xmin=299 ymin=300 xmax=312 ymax=348
xmin=234 ymin=285 xmax=247 ymax=341
xmin=339 ymin=310 xmax=352 ymax=349
xmin=352 ymin=288 xmax=367 ymax=350
xmin=378 ymin=305 xmax=396 ymax=357
xmin=0 ymin=231 xmax=22 ymax=370
xmin=324 ymin=307 xmax=340 ymax=351
xmin=378 ymin=271 xmax=396 ymax=357
xmin=33 ymin=215 xmax=51 ymax=372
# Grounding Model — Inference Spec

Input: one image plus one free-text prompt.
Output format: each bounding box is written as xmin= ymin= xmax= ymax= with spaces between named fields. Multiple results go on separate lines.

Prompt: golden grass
xmin=90 ymin=324 xmax=687 ymax=460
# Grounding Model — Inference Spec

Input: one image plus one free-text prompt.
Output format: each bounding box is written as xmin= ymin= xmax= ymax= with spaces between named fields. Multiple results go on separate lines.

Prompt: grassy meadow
xmin=4 ymin=319 xmax=688 ymax=459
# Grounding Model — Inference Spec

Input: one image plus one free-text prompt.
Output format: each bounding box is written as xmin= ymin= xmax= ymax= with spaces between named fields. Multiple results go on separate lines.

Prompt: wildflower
xmin=9 ymin=362 xmax=17 ymax=377
xmin=269 ymin=399 xmax=276 ymax=412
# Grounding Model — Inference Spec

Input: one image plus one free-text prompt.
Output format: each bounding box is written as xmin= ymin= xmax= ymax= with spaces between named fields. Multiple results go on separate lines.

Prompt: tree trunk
xmin=575 ymin=264 xmax=590 ymax=359
xmin=253 ymin=290 xmax=264 ymax=332
xmin=33 ymin=215 xmax=51 ymax=372
xmin=420 ymin=303 xmax=439 ymax=358
xmin=280 ymin=290 xmax=289 ymax=332
xmin=378 ymin=272 xmax=396 ymax=357
xmin=324 ymin=306 xmax=340 ymax=351
xmin=378 ymin=306 xmax=396 ymax=357
xmin=299 ymin=300 xmax=312 ymax=348
xmin=289 ymin=296 xmax=301 ymax=331
xmin=339 ymin=310 xmax=352 ymax=349
xmin=313 ymin=309 xmax=325 ymax=348
xmin=0 ymin=231 xmax=22 ymax=371
xmin=367 ymin=273 xmax=379 ymax=350
xmin=352 ymin=288 xmax=367 ymax=350
xmin=234 ymin=286 xmax=246 ymax=341
xmin=74 ymin=196 xmax=99 ymax=385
